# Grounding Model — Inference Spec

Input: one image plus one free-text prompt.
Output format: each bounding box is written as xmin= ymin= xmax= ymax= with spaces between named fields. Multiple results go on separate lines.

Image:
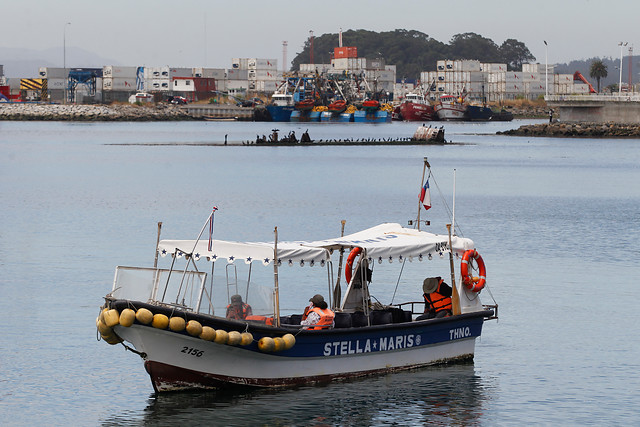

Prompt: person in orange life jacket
xmin=226 ymin=294 xmax=252 ymax=320
xmin=416 ymin=276 xmax=452 ymax=320
xmin=301 ymin=294 xmax=335 ymax=330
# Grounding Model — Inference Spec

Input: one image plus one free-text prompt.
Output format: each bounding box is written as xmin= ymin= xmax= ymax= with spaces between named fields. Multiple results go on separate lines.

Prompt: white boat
xmin=97 ymin=160 xmax=497 ymax=392
xmin=434 ymin=94 xmax=466 ymax=120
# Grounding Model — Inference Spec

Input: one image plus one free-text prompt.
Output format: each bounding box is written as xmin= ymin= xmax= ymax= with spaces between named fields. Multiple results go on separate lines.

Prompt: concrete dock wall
xmin=547 ymin=95 xmax=640 ymax=123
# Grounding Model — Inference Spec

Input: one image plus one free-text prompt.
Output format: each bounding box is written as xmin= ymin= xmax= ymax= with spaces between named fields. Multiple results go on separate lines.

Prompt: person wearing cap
xmin=226 ymin=294 xmax=253 ymax=320
xmin=300 ymin=294 xmax=335 ymax=330
xmin=417 ymin=277 xmax=452 ymax=320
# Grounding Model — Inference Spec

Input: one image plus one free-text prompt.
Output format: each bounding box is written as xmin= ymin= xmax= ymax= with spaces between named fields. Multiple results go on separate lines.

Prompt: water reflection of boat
xmin=97 ymin=159 xmax=496 ymax=392
xmin=123 ymin=364 xmax=487 ymax=426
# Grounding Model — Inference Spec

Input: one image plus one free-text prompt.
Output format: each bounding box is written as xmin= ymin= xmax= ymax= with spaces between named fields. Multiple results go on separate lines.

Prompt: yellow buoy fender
xmin=258 ymin=337 xmax=275 ymax=352
xmin=119 ymin=309 xmax=136 ymax=327
xmin=273 ymin=337 xmax=286 ymax=352
xmin=240 ymin=332 xmax=253 ymax=346
xmin=135 ymin=308 xmax=153 ymax=325
xmin=97 ymin=319 xmax=113 ymax=336
xmin=214 ymin=329 xmax=229 ymax=344
xmin=186 ymin=320 xmax=203 ymax=337
xmin=101 ymin=332 xmax=123 ymax=345
xmin=103 ymin=309 xmax=120 ymax=328
xmin=99 ymin=308 xmax=109 ymax=324
xmin=152 ymin=313 xmax=169 ymax=329
xmin=169 ymin=317 xmax=186 ymax=332
xmin=227 ymin=331 xmax=242 ymax=346
xmin=282 ymin=333 xmax=296 ymax=350
xmin=199 ymin=326 xmax=216 ymax=341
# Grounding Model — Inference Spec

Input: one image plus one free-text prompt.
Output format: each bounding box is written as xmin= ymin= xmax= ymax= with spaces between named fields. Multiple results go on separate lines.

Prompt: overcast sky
xmin=2 ymin=0 xmax=639 ymax=71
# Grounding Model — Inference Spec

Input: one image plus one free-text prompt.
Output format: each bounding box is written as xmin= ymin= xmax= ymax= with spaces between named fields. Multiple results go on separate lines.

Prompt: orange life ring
xmin=460 ymin=249 xmax=486 ymax=292
xmin=344 ymin=247 xmax=362 ymax=284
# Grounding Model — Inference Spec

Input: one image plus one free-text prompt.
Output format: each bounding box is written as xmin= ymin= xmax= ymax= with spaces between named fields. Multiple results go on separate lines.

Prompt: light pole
xmin=544 ymin=40 xmax=548 ymax=98
xmin=618 ymin=41 xmax=628 ymax=96
xmin=63 ymin=22 xmax=71 ymax=69
xmin=63 ymin=22 xmax=71 ymax=104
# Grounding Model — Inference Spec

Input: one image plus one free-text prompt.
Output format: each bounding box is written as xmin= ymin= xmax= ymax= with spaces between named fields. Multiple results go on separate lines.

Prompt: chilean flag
xmin=419 ymin=179 xmax=431 ymax=211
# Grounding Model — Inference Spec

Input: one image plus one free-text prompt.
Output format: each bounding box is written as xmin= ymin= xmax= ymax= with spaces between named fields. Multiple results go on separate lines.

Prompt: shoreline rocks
xmin=0 ymin=103 xmax=198 ymax=121
xmin=497 ymin=122 xmax=640 ymax=138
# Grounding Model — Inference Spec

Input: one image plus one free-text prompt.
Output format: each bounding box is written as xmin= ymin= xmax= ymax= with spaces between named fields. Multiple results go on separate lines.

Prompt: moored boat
xmin=434 ymin=94 xmax=466 ymax=120
xmin=327 ymin=99 xmax=347 ymax=113
xmin=398 ymin=92 xmax=436 ymax=121
xmin=96 ymin=160 xmax=497 ymax=392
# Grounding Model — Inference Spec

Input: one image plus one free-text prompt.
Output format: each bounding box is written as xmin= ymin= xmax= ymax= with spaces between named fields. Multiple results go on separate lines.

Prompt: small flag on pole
xmin=208 ymin=206 xmax=218 ymax=251
xmin=419 ymin=179 xmax=431 ymax=211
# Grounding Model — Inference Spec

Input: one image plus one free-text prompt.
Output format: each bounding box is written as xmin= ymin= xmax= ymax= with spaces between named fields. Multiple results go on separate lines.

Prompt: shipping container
xmin=103 ymin=66 xmax=137 ymax=78
xmin=462 ymin=60 xmax=481 ymax=72
xmin=505 ymin=82 xmax=523 ymax=92
xmin=169 ymin=67 xmax=192 ymax=78
xmin=0 ymin=65 xmax=4 ymax=77
xmin=522 ymin=72 xmax=540 ymax=82
xmin=46 ymin=78 xmax=67 ymax=90
xmin=384 ymin=65 xmax=396 ymax=73
xmin=232 ymin=58 xmax=249 ymax=69
xmin=555 ymin=74 xmax=573 ymax=84
xmin=248 ymin=69 xmax=280 ymax=80
xmin=146 ymin=79 xmax=171 ymax=91
xmin=483 ymin=63 xmax=508 ymax=73
xmin=39 ymin=67 xmax=69 ymax=79
xmin=247 ymin=58 xmax=278 ymax=70
xmin=333 ymin=46 xmax=357 ymax=59
xmin=436 ymin=71 xmax=447 ymax=81
xmin=144 ymin=66 xmax=170 ymax=79
xmin=505 ymin=72 xmax=523 ymax=82
xmin=227 ymin=80 xmax=248 ymax=91
xmin=227 ymin=69 xmax=248 ymax=80
xmin=469 ymin=72 xmax=485 ymax=83
xmin=103 ymin=77 xmax=137 ymax=91
xmin=192 ymin=67 xmax=226 ymax=79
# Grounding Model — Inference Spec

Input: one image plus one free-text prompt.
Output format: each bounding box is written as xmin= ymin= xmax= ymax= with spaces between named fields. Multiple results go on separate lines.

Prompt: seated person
xmin=416 ymin=277 xmax=452 ymax=320
xmin=226 ymin=294 xmax=252 ymax=320
xmin=300 ymin=294 xmax=335 ymax=330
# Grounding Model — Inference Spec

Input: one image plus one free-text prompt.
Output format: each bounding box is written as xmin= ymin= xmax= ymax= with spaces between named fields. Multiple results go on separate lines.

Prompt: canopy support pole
xmin=447 ymin=224 xmax=461 ymax=315
xmin=154 ymin=222 xmax=162 ymax=268
xmin=273 ymin=227 xmax=281 ymax=327
xmin=417 ymin=157 xmax=430 ymax=231
xmin=332 ymin=220 xmax=346 ymax=310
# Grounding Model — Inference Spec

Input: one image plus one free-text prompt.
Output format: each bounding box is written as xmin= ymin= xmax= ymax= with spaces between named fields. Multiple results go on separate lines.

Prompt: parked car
xmin=167 ymin=96 xmax=188 ymax=105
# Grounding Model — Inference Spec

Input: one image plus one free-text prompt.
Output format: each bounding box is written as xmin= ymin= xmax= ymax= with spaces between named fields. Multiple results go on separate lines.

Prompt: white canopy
xmin=158 ymin=239 xmax=330 ymax=267
xmin=307 ymin=223 xmax=474 ymax=263
xmin=157 ymin=223 xmax=474 ymax=267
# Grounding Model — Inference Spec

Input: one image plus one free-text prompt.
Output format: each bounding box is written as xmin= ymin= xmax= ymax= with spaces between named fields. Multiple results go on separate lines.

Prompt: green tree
xmin=449 ymin=33 xmax=500 ymax=62
xmin=499 ymin=39 xmax=535 ymax=70
xmin=589 ymin=59 xmax=608 ymax=92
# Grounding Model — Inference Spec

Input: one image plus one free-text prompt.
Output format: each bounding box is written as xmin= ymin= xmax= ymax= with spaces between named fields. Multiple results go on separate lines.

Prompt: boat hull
xmin=265 ymin=105 xmax=294 ymax=122
xmin=110 ymin=301 xmax=489 ymax=392
xmin=435 ymin=105 xmax=466 ymax=120
xmin=353 ymin=110 xmax=392 ymax=123
xmin=399 ymin=102 xmax=436 ymax=121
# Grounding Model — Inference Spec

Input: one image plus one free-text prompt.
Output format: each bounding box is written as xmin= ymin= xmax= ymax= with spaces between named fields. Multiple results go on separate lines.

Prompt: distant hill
xmin=0 ymin=46 xmax=120 ymax=78
xmin=291 ymin=29 xmax=535 ymax=80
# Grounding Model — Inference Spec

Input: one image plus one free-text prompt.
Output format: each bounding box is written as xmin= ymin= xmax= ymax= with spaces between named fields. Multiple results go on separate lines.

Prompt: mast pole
xmin=447 ymin=224 xmax=461 ymax=315
xmin=333 ymin=220 xmax=346 ymax=310
xmin=154 ymin=221 xmax=162 ymax=268
xmin=273 ymin=226 xmax=281 ymax=327
xmin=417 ymin=157 xmax=429 ymax=230
xmin=452 ymin=169 xmax=456 ymax=234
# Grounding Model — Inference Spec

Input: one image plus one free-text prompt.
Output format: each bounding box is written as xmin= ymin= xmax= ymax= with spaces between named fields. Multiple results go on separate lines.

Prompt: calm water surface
xmin=1 ymin=120 xmax=639 ymax=426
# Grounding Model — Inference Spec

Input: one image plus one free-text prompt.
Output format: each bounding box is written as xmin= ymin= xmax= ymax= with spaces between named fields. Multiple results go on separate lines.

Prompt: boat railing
xmin=110 ymin=266 xmax=207 ymax=312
